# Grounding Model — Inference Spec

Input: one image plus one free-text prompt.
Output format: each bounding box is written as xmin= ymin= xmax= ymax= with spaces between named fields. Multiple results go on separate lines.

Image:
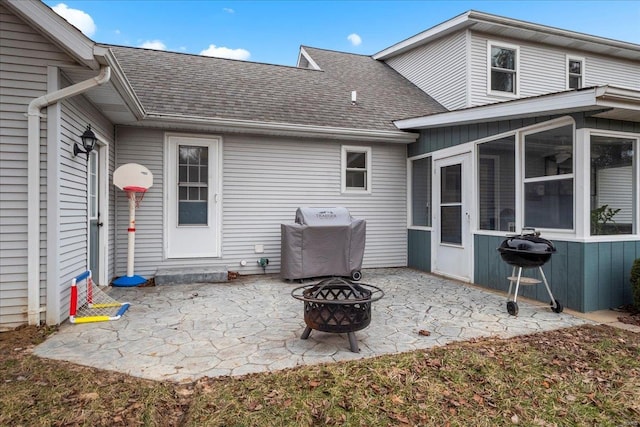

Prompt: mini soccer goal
xmin=69 ymin=270 xmax=130 ymax=324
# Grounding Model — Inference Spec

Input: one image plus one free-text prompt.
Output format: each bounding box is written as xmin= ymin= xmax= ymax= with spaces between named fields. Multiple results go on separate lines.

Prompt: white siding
xmin=114 ymin=128 xmax=408 ymax=278
xmin=385 ymin=32 xmax=468 ymax=110
xmin=469 ymin=31 xmax=640 ymax=107
xmin=0 ymin=5 xmax=76 ymax=329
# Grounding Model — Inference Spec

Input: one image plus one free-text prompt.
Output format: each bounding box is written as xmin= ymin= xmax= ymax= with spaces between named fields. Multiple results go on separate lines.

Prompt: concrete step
xmin=154 ymin=267 xmax=228 ymax=285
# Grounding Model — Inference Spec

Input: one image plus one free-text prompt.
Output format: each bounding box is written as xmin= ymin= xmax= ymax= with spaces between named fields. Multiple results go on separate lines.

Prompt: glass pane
xmin=179 ymin=186 xmax=187 ymax=200
xmin=200 ymin=166 xmax=208 ymax=183
xmin=491 ymin=70 xmax=514 ymax=93
xmin=478 ymin=136 xmax=516 ymax=231
xmin=524 ymin=179 xmax=573 ymax=229
xmin=347 ymin=152 xmax=366 ymax=169
xmin=441 ymin=164 xmax=461 ymax=204
xmin=569 ymin=76 xmax=581 ymax=89
xmin=411 ymin=157 xmax=432 ymax=227
xmin=525 ymin=125 xmax=573 ymax=178
xmin=346 ymin=171 xmax=365 ymax=188
xmin=569 ymin=60 xmax=581 ymax=74
xmin=179 ymin=165 xmax=187 ymax=182
xmin=441 ymin=206 xmax=462 ymax=244
xmin=178 ymin=201 xmax=207 ymax=225
xmin=591 ymin=135 xmax=635 ymax=235
xmin=189 ymin=187 xmax=199 ymax=200
xmin=491 ymin=47 xmax=515 ymax=70
xmin=188 ymin=166 xmax=199 ymax=183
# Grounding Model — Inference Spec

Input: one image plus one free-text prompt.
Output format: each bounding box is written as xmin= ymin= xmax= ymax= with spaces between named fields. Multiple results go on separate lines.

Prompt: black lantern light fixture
xmin=74 ymin=124 xmax=98 ymax=161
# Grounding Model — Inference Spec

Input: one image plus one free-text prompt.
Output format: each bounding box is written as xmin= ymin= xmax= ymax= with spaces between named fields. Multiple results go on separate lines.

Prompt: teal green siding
xmin=473 ymin=235 xmax=639 ymax=312
xmin=408 ymin=229 xmax=431 ymax=272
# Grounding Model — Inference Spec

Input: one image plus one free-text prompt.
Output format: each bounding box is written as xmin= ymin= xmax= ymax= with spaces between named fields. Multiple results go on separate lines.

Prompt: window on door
xmin=440 ymin=164 xmax=462 ymax=244
xmin=178 ymin=145 xmax=209 ymax=225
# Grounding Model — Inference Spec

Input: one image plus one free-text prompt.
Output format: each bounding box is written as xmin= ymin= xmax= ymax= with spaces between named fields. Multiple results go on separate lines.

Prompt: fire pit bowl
xmin=291 ymin=277 xmax=384 ymax=352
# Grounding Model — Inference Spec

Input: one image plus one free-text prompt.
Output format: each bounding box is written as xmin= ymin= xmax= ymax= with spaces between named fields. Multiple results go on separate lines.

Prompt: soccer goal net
xmin=69 ymin=270 xmax=130 ymax=324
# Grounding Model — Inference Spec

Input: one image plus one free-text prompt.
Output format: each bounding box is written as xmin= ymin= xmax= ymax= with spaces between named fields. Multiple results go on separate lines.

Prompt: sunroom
xmin=399 ymin=86 xmax=640 ymax=312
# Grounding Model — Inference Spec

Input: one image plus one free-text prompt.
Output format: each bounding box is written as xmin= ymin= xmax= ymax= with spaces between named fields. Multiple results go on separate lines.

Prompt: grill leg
xmin=347 ymin=332 xmax=359 ymax=353
xmin=538 ymin=267 xmax=558 ymax=308
xmin=507 ymin=266 xmax=517 ymax=299
xmin=301 ymin=326 xmax=312 ymax=340
xmin=512 ymin=267 xmax=523 ymax=303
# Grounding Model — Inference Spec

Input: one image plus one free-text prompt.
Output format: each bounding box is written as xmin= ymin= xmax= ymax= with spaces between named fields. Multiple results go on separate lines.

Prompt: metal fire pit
xmin=497 ymin=228 xmax=562 ymax=316
xmin=291 ymin=277 xmax=384 ymax=352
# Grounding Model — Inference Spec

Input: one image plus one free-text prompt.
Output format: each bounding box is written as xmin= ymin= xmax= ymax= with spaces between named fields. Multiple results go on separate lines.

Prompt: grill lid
xmin=295 ymin=207 xmax=353 ymax=226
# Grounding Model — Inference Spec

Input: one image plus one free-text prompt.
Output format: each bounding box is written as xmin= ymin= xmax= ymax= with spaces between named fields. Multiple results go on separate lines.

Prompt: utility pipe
xmin=26 ymin=65 xmax=111 ymax=325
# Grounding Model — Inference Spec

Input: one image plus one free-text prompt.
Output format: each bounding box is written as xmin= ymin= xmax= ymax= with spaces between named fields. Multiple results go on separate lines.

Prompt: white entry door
xmin=166 ymin=135 xmax=221 ymax=258
xmin=433 ymin=152 xmax=473 ymax=282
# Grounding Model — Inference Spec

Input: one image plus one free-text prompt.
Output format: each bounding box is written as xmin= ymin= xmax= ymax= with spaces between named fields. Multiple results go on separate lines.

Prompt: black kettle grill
xmin=497 ymin=228 xmax=563 ymax=316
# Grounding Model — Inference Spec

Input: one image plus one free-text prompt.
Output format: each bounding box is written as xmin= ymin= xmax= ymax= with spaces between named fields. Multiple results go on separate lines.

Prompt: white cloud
xmin=139 ymin=40 xmax=167 ymax=50
xmin=51 ymin=3 xmax=96 ymax=37
xmin=223 ymin=8 xmax=235 ymax=14
xmin=347 ymin=33 xmax=362 ymax=46
xmin=200 ymin=44 xmax=250 ymax=60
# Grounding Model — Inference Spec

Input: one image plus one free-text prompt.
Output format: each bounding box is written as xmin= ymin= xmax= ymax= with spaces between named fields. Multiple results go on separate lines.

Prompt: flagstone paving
xmin=34 ymin=268 xmax=593 ymax=383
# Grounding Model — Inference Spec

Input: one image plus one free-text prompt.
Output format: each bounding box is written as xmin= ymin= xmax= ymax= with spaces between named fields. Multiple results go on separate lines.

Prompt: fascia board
xmin=373 ymin=12 xmax=472 ymax=60
xmin=141 ymin=113 xmax=419 ymax=143
xmin=103 ymin=49 xmax=146 ymax=120
xmin=394 ymin=89 xmax=601 ymax=129
xmin=595 ymin=86 xmax=640 ymax=110
xmin=5 ymin=0 xmax=99 ymax=69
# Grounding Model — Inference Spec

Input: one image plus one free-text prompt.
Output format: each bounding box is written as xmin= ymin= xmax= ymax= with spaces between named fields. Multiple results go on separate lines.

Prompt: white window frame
xmin=566 ymin=56 xmax=585 ymax=90
xmin=520 ymin=119 xmax=576 ymax=234
xmin=487 ymin=40 xmax=520 ymax=98
xmin=341 ymin=145 xmax=371 ymax=194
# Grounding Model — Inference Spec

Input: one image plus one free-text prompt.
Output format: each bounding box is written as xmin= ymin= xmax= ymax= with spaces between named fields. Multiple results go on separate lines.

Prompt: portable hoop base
xmin=112 ymin=186 xmax=147 ymax=287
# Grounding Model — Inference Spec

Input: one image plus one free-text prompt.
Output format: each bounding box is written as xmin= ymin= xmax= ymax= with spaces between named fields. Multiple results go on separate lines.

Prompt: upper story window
xmin=488 ymin=41 xmax=519 ymax=96
xmin=341 ymin=146 xmax=371 ymax=193
xmin=567 ymin=57 xmax=585 ymax=89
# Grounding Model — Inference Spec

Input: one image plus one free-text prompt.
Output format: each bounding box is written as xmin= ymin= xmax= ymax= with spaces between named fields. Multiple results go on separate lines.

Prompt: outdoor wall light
xmin=74 ymin=124 xmax=98 ymax=161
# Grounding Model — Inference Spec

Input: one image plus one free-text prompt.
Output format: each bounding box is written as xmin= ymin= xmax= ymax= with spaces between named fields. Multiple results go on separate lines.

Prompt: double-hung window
xmin=567 ymin=57 xmax=584 ymax=89
xmin=488 ymin=42 xmax=519 ymax=96
xmin=342 ymin=146 xmax=371 ymax=193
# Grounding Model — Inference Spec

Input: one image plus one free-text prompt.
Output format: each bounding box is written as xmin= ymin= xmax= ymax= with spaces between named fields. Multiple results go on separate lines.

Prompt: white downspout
xmin=26 ymin=65 xmax=111 ymax=325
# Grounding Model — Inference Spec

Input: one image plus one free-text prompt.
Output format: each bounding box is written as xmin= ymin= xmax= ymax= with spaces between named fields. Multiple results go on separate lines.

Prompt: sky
xmin=43 ymin=1 xmax=640 ymax=66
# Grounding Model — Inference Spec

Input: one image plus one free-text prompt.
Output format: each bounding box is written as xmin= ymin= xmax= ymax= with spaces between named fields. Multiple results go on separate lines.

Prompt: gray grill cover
xmin=281 ymin=207 xmax=366 ymax=280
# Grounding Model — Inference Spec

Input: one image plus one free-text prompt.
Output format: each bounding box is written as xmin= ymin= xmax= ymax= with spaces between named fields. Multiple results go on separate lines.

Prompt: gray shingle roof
xmin=108 ymin=45 xmax=445 ymax=132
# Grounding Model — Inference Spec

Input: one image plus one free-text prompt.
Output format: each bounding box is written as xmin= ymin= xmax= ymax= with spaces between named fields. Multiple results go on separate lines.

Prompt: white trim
xmin=143 ymin=113 xmax=418 ymax=143
xmin=394 ymin=86 xmax=640 ymax=130
xmin=487 ymin=40 xmax=520 ymax=98
xmin=297 ymin=47 xmax=322 ymax=70
xmin=566 ymin=55 xmax=585 ymax=90
xmin=341 ymin=145 xmax=372 ymax=194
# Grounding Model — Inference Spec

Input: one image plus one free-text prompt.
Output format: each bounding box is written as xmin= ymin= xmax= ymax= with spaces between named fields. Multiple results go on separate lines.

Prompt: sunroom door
xmin=433 ymin=152 xmax=473 ymax=282
xmin=166 ymin=135 xmax=221 ymax=258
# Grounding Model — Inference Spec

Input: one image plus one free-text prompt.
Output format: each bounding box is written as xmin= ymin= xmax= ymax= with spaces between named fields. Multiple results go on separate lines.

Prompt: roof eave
xmin=139 ymin=113 xmax=418 ymax=143
xmin=394 ymin=86 xmax=640 ymax=129
xmin=4 ymin=0 xmax=100 ymax=69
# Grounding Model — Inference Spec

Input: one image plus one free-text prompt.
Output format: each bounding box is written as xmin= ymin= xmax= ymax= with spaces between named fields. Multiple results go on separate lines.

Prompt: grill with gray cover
xmin=280 ymin=207 xmax=365 ymax=281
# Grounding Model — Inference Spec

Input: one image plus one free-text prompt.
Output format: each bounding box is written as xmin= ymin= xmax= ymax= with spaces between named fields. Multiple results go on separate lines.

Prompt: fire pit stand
xmin=497 ymin=228 xmax=563 ymax=316
xmin=291 ymin=277 xmax=384 ymax=352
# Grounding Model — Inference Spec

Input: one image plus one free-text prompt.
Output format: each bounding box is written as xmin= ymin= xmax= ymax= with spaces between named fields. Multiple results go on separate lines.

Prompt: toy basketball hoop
xmin=113 ymin=163 xmax=153 ymax=287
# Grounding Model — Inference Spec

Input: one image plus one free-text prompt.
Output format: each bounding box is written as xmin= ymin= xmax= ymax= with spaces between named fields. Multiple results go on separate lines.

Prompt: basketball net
xmin=123 ymin=186 xmax=147 ymax=209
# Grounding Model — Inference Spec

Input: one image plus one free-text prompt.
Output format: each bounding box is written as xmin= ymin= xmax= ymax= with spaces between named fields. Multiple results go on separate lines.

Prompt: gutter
xmin=26 ymin=65 xmax=111 ymax=325
xmin=141 ymin=113 xmax=419 ymax=143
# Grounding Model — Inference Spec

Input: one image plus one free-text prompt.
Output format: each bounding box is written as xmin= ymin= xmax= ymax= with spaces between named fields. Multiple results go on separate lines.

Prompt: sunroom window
xmin=590 ymin=135 xmax=636 ymax=235
xmin=489 ymin=43 xmax=518 ymax=95
xmin=478 ymin=136 xmax=516 ymax=231
xmin=410 ymin=156 xmax=432 ymax=227
xmin=523 ymin=125 xmax=574 ymax=230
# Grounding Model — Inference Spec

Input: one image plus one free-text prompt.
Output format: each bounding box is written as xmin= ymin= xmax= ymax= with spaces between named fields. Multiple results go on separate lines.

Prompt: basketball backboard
xmin=113 ymin=163 xmax=153 ymax=192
